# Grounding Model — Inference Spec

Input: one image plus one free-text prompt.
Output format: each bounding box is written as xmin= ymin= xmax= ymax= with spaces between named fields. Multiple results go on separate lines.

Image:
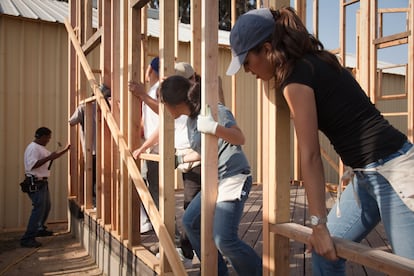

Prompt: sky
xmin=295 ymin=0 xmax=409 ymax=65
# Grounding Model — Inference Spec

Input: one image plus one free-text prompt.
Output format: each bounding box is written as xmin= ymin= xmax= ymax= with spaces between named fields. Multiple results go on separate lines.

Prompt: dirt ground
xmin=0 ymin=223 xmax=102 ymax=276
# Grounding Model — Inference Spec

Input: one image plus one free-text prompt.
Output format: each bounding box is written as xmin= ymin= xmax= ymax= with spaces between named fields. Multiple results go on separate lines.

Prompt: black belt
xmin=26 ymin=175 xmax=48 ymax=181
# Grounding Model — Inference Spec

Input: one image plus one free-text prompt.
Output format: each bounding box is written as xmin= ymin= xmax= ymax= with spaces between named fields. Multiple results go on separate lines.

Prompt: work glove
xmin=197 ymin=105 xmax=218 ymax=135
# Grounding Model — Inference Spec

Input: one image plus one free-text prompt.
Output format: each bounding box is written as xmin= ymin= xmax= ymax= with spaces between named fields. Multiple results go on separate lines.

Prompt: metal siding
xmin=0 ymin=16 xmax=68 ymax=231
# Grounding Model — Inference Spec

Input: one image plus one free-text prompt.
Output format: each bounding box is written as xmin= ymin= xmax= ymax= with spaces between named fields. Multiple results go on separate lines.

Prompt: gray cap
xmin=174 ymin=62 xmax=195 ymax=79
xmin=226 ymin=8 xmax=274 ymax=75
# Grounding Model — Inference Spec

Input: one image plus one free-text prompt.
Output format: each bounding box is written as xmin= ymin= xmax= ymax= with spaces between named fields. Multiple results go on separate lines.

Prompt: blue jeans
xmin=182 ymin=176 xmax=262 ymax=276
xmin=312 ymin=141 xmax=414 ymax=275
xmin=21 ymin=183 xmax=51 ymax=241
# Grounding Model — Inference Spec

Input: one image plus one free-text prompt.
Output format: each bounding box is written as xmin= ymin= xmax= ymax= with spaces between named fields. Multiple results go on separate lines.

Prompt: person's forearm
xmin=301 ymin=153 xmax=327 ymax=218
xmin=141 ymin=130 xmax=160 ymax=152
xmin=142 ymin=94 xmax=159 ymax=114
xmin=32 ymin=156 xmax=52 ymax=169
xmin=215 ymin=125 xmax=245 ymax=145
xmin=181 ymin=150 xmax=201 ymax=163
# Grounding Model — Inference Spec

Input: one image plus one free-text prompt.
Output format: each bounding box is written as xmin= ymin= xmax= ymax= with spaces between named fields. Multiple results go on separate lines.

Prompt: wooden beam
xmin=200 ymin=0 xmax=219 ymax=275
xmin=377 ymin=38 xmax=408 ymax=49
xmin=159 ymin=0 xmax=182 ymax=274
xmin=272 ymin=223 xmax=414 ymax=275
xmin=130 ymin=0 xmax=150 ymax=9
xmin=100 ymin=0 xmax=112 ymax=224
xmin=82 ymin=27 xmax=102 ymax=55
xmin=190 ymin=0 xmax=201 ymax=72
xmin=84 ymin=0 xmax=93 ymax=41
xmin=68 ymin=0 xmax=78 ymax=199
xmin=407 ymin=0 xmax=414 ymax=141
xmin=358 ymin=0 xmax=370 ymax=94
xmin=263 ymin=2 xmax=291 ymax=276
xmin=342 ymin=0 xmax=359 ymax=7
xmin=373 ymin=31 xmax=410 ymax=45
xmin=127 ymin=0 xmax=143 ymax=247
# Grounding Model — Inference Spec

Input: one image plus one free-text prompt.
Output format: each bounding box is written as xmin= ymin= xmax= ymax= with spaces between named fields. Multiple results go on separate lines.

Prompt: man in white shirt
xmin=20 ymin=127 xmax=70 ymax=248
xmin=129 ymin=57 xmax=160 ymax=233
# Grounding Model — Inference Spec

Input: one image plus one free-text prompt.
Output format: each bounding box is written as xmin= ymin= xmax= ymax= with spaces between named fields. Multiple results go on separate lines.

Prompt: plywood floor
xmin=140 ymin=183 xmax=390 ymax=275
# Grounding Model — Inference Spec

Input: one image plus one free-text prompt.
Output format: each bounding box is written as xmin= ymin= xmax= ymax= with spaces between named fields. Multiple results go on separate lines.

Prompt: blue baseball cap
xmin=226 ymin=8 xmax=274 ymax=75
xmin=150 ymin=57 xmax=159 ymax=75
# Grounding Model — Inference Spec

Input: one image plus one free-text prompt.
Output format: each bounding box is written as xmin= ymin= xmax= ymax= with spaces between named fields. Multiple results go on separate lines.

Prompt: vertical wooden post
xmin=359 ymin=0 xmax=371 ymax=94
xmin=263 ymin=2 xmax=290 ymax=276
xmin=408 ymin=0 xmax=414 ymax=141
xmin=84 ymin=0 xmax=94 ymax=210
xmin=190 ymin=0 xmax=201 ymax=73
xmin=200 ymin=1 xmax=219 ymax=275
xmin=159 ymin=0 xmax=176 ymax=273
xmin=111 ymin=0 xmax=121 ymax=232
xmin=68 ymin=0 xmax=77 ymax=200
xmin=77 ymin=0 xmax=86 ymax=207
xmin=119 ymin=0 xmax=129 ymax=240
xmin=127 ymin=0 xmax=143 ymax=247
xmin=100 ymin=0 xmax=112 ymax=225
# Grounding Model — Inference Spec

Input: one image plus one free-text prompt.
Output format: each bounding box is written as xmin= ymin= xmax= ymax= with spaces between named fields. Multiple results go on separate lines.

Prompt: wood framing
xmin=65 ymin=0 xmax=414 ymax=275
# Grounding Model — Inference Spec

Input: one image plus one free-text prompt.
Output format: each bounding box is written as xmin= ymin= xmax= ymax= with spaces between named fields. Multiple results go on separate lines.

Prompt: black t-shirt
xmin=282 ymin=54 xmax=406 ymax=167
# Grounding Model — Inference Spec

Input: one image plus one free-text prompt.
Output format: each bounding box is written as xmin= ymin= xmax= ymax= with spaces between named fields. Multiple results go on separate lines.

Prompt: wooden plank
xmin=200 ymin=0 xmax=219 ymax=275
xmin=190 ymin=0 xmax=201 ymax=73
xmin=84 ymin=0 xmax=93 ymax=41
xmin=95 ymin=107 xmax=102 ymax=219
xmin=119 ymin=0 xmax=129 ymax=241
xmin=84 ymin=101 xmax=94 ymax=209
xmin=130 ymin=0 xmax=151 ymax=9
xmin=82 ymin=27 xmax=102 ymax=55
xmin=127 ymin=0 xmax=143 ymax=248
xmin=158 ymin=1 xmax=177 ymax=274
xmin=262 ymin=2 xmax=291 ymax=274
xmin=408 ymin=0 xmax=414 ymax=141
xmin=373 ymin=31 xmax=410 ymax=45
xmin=68 ymin=0 xmax=78 ymax=198
xmin=358 ymin=0 xmax=371 ymax=94
xmin=271 ymin=223 xmax=414 ymax=275
xmin=342 ymin=0 xmax=360 ymax=7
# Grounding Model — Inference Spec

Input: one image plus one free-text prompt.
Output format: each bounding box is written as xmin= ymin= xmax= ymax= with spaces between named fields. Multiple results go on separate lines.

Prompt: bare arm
xmin=180 ymin=150 xmax=201 ymax=163
xmin=283 ymin=83 xmax=337 ymax=261
xmin=215 ymin=124 xmax=245 ymax=145
xmin=132 ymin=129 xmax=159 ymax=159
xmin=33 ymin=144 xmax=71 ymax=169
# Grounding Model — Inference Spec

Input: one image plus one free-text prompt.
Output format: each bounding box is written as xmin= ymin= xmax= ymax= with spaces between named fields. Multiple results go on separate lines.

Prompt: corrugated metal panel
xmin=147 ymin=17 xmax=230 ymax=46
xmin=0 ymin=0 xmax=67 ymax=23
xmin=0 ymin=0 xmax=95 ymax=25
xmin=0 ymin=15 xmax=69 ymax=231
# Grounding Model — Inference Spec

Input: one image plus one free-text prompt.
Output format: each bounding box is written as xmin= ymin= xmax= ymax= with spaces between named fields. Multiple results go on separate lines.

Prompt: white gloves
xmin=197 ymin=105 xmax=218 ymax=135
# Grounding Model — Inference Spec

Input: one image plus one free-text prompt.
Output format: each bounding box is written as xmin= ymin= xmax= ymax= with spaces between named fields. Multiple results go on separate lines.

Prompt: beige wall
xmin=0 ymin=15 xmax=69 ymax=231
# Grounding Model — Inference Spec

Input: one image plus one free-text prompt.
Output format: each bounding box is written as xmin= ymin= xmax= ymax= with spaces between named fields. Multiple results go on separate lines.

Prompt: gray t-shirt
xmin=187 ymin=103 xmax=250 ymax=180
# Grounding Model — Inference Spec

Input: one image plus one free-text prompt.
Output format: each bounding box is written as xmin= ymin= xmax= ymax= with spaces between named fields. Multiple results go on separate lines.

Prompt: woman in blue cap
xmin=227 ymin=6 xmax=414 ymax=276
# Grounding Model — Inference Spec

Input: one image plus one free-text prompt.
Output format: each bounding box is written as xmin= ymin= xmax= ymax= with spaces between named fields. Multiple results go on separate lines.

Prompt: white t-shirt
xmin=174 ymin=115 xmax=190 ymax=150
xmin=142 ymin=81 xmax=160 ymax=152
xmin=24 ymin=142 xmax=51 ymax=178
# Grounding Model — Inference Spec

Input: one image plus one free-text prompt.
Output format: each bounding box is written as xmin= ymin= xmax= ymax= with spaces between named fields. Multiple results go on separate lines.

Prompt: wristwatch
xmin=309 ymin=215 xmax=327 ymax=226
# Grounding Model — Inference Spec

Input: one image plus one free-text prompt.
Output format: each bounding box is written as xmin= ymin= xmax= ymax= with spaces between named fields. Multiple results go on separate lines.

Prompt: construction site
xmin=1 ymin=0 xmax=414 ymax=275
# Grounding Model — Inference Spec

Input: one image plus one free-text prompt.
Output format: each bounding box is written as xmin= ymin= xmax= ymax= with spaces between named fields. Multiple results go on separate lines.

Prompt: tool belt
xmin=20 ymin=175 xmax=47 ymax=193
